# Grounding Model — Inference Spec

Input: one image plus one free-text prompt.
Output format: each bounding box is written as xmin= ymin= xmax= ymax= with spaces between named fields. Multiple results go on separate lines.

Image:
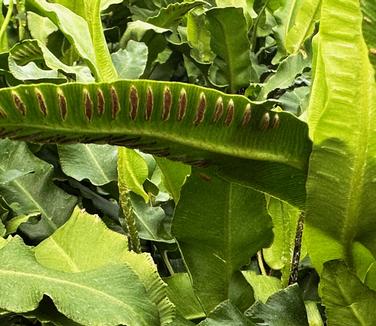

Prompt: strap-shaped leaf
xmin=0 ymin=80 xmax=311 ymax=207
xmin=305 ymin=0 xmax=376 ymax=273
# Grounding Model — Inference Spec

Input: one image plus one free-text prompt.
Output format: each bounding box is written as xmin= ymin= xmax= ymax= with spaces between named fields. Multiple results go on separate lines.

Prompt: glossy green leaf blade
xmin=130 ymin=193 xmax=174 ymax=242
xmin=0 ymin=139 xmax=77 ymax=239
xmin=206 ymin=7 xmax=252 ymax=92
xmin=285 ymin=0 xmax=321 ymax=54
xmin=199 ymin=300 xmax=255 ymax=326
xmin=118 ymin=147 xmax=149 ymax=202
xmin=0 ymin=237 xmax=159 ymax=326
xmin=155 ymin=157 xmax=190 ymax=203
xmin=242 ymin=272 xmax=282 ymax=304
xmin=173 ymin=171 xmax=273 ymax=312
xmin=10 ymin=39 xmax=93 ymax=82
xmin=0 ymin=79 xmax=311 ymax=207
xmin=321 ymin=261 xmax=376 ymax=325
xmin=165 ymin=273 xmax=205 ymax=320
xmin=245 ymin=284 xmax=309 ymax=326
xmin=263 ymin=198 xmax=305 ymax=285
xmin=305 ymin=0 xmax=376 ymax=273
xmin=25 ymin=0 xmax=104 ymax=80
xmin=147 ymin=1 xmax=207 ymax=28
xmin=45 ymin=0 xmax=117 ymax=81
xmin=361 ymin=0 xmax=376 ymax=74
xmin=58 ymin=143 xmax=117 ymax=186
xmin=34 ymin=208 xmax=175 ymax=325
xmin=111 ymin=40 xmax=148 ymax=79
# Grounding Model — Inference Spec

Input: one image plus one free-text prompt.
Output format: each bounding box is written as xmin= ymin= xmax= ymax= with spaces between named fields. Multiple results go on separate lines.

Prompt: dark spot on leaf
xmin=259 ymin=112 xmax=270 ymax=131
xmin=162 ymin=86 xmax=172 ymax=121
xmin=145 ymin=87 xmax=153 ymax=120
xmin=177 ymin=88 xmax=187 ymax=121
xmin=224 ymin=99 xmax=234 ymax=126
xmin=35 ymin=89 xmax=48 ymax=117
xmin=12 ymin=92 xmax=26 ymax=116
xmin=111 ymin=86 xmax=120 ymax=119
xmin=84 ymin=89 xmax=93 ymax=121
xmin=194 ymin=92 xmax=206 ymax=125
xmin=129 ymin=86 xmax=139 ymax=120
xmin=212 ymin=97 xmax=224 ymax=123
xmin=97 ymin=89 xmax=105 ymax=115
xmin=241 ymin=104 xmax=252 ymax=127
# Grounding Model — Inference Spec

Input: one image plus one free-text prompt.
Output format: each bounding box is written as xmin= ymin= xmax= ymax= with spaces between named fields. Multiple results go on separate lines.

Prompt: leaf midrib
xmin=1 ymin=123 xmax=305 ymax=170
xmin=0 ymin=268 xmax=141 ymax=318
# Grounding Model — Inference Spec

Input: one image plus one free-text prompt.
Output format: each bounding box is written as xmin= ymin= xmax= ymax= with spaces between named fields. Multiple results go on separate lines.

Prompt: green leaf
xmin=130 ymin=193 xmax=174 ymax=242
xmin=257 ymin=52 xmax=310 ymax=100
xmin=262 ymin=197 xmax=303 ymax=285
xmin=0 ymin=236 xmax=160 ymax=326
xmin=245 ymin=284 xmax=309 ymax=326
xmin=0 ymin=139 xmax=77 ymax=240
xmin=321 ymin=260 xmax=376 ymax=325
xmin=25 ymin=0 xmax=102 ymax=80
xmin=305 ymin=0 xmax=376 ymax=273
xmin=0 ymin=79 xmax=311 ymax=208
xmin=26 ymin=12 xmax=58 ymax=44
xmin=58 ymin=144 xmax=117 ymax=186
xmin=173 ymin=171 xmax=273 ymax=312
xmin=111 ymin=40 xmax=148 ymax=79
xmin=285 ymin=0 xmax=321 ymax=54
xmin=206 ymin=7 xmax=252 ymax=92
xmin=34 ymin=208 xmax=175 ymax=325
xmin=242 ymin=271 xmax=282 ymax=303
xmin=155 ymin=157 xmax=191 ymax=203
xmin=147 ymin=1 xmax=207 ymax=28
xmin=199 ymin=300 xmax=255 ymax=326
xmin=9 ymin=39 xmax=93 ymax=82
xmin=165 ymin=273 xmax=205 ymax=320
xmin=187 ymin=10 xmax=215 ymax=64
xmin=118 ymin=147 xmax=149 ymax=202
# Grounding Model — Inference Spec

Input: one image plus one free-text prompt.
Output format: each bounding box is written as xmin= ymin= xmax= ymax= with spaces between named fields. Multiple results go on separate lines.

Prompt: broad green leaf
xmin=187 ymin=10 xmax=215 ymax=64
xmin=245 ymin=284 xmax=309 ymax=326
xmin=242 ymin=271 xmax=282 ymax=303
xmin=321 ymin=260 xmax=376 ymax=325
xmin=111 ymin=40 xmax=148 ymax=79
xmin=8 ymin=57 xmax=62 ymax=81
xmin=0 ymin=79 xmax=311 ymax=208
xmin=206 ymin=7 xmax=252 ymax=92
xmin=35 ymin=208 xmax=175 ymax=325
xmin=305 ymin=0 xmax=376 ymax=273
xmin=155 ymin=157 xmax=191 ymax=203
xmin=0 ymin=169 xmax=32 ymax=184
xmin=285 ymin=0 xmax=321 ymax=54
xmin=25 ymin=0 xmax=102 ymax=80
xmin=130 ymin=193 xmax=174 ymax=243
xmin=0 ymin=139 xmax=77 ymax=240
xmin=173 ymin=171 xmax=273 ymax=312
xmin=49 ymin=0 xmax=117 ymax=81
xmin=27 ymin=12 xmax=58 ymax=44
xmin=9 ymin=39 xmax=93 ymax=82
xmin=272 ymin=0 xmax=302 ymax=63
xmin=262 ymin=197 xmax=304 ymax=285
xmin=58 ymin=144 xmax=117 ymax=186
xmin=147 ymin=1 xmax=207 ymax=28
xmin=165 ymin=273 xmax=205 ymax=320
xmin=199 ymin=300 xmax=255 ymax=326
xmin=0 ymin=236 xmax=159 ymax=326
xmin=361 ymin=0 xmax=376 ymax=73
xmin=257 ymin=52 xmax=310 ymax=100
xmin=118 ymin=147 xmax=149 ymax=202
